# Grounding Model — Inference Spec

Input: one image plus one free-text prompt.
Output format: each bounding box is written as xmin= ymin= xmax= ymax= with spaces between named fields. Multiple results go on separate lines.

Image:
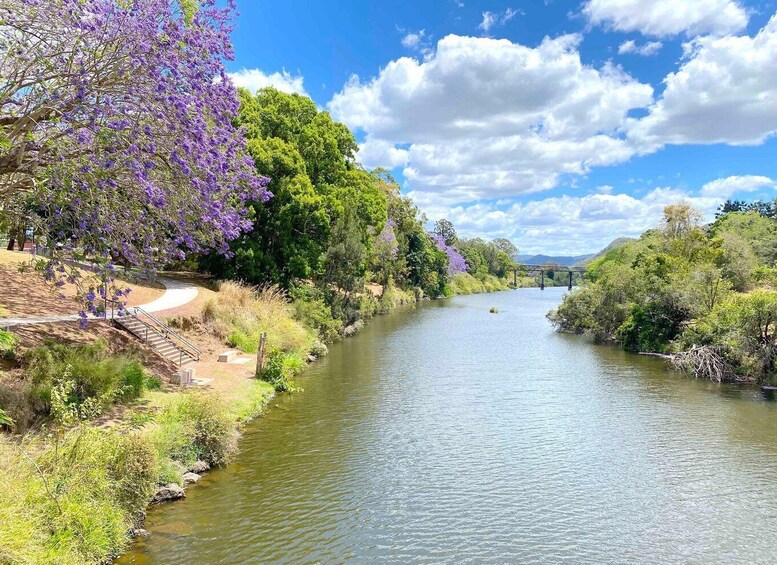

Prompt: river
xmin=120 ymin=287 xmax=777 ymax=564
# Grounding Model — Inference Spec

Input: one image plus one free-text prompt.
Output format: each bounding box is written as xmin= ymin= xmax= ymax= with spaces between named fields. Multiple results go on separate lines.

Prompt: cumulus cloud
xmin=228 ymin=68 xmax=307 ymax=96
xmin=479 ymin=8 xmax=521 ymax=33
xmin=430 ymin=185 xmax=729 ymax=255
xmin=329 ymin=34 xmax=653 ymax=202
xmin=618 ymin=39 xmax=663 ymax=56
xmin=700 ymin=175 xmax=775 ymax=198
xmin=583 ymin=0 xmax=749 ymax=38
xmin=629 ymin=14 xmax=777 ymax=148
xmin=357 ymin=137 xmax=410 ymax=170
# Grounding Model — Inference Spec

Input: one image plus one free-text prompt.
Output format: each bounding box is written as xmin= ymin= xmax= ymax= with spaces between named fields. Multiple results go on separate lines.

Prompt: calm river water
xmin=121 ymin=288 xmax=777 ymax=564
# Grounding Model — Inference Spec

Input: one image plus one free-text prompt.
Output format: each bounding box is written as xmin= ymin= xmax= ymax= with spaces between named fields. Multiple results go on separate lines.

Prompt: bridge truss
xmin=512 ymin=264 xmax=587 ymax=290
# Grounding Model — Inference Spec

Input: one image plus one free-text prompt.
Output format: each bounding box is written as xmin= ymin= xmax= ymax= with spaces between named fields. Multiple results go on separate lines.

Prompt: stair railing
xmin=111 ymin=303 xmax=202 ymax=365
xmin=131 ymin=306 xmax=202 ymax=363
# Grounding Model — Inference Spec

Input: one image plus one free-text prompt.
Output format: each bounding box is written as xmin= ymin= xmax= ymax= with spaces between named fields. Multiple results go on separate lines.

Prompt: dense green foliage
xmin=200 ymin=88 xmax=516 ymax=334
xmin=0 ymin=329 xmax=17 ymax=355
xmin=550 ymin=201 xmax=777 ymax=383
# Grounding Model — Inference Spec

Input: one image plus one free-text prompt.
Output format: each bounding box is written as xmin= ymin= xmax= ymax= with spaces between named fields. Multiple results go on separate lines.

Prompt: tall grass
xmin=0 ymin=381 xmax=275 ymax=564
xmin=203 ymin=281 xmax=314 ymax=356
xmin=379 ymin=283 xmax=416 ymax=311
xmin=0 ymin=428 xmax=158 ymax=564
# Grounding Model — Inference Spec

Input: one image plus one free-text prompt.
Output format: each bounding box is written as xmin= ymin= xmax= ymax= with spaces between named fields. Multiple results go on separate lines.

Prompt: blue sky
xmin=227 ymin=0 xmax=777 ymax=254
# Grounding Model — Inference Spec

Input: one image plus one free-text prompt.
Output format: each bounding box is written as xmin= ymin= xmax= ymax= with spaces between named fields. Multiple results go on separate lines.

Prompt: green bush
xmin=678 ymin=290 xmax=777 ymax=383
xmin=153 ymin=392 xmax=239 ymax=468
xmin=23 ymin=340 xmax=150 ymax=418
xmin=617 ymin=297 xmax=689 ymax=353
xmin=379 ymin=284 xmax=416 ymax=311
xmin=259 ymin=349 xmax=304 ymax=392
xmin=290 ymin=286 xmax=343 ymax=342
xmin=0 ymin=329 xmax=18 ymax=357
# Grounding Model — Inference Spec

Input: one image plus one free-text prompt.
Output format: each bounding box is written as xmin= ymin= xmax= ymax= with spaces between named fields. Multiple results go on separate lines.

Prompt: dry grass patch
xmin=202 ymin=281 xmax=314 ymax=355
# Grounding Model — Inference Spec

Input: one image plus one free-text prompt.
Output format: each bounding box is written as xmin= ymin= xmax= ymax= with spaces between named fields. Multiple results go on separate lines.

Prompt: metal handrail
xmin=131 ymin=306 xmax=202 ymax=361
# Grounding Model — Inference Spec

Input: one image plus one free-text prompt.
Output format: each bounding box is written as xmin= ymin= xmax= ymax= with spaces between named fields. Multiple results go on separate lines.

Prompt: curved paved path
xmin=0 ymin=276 xmax=199 ymax=329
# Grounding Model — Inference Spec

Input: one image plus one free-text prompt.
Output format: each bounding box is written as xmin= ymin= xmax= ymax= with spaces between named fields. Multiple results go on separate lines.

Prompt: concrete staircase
xmin=114 ymin=307 xmax=201 ymax=367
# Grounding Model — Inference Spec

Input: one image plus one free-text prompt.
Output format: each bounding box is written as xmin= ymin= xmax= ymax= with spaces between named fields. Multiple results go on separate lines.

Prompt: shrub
xmin=0 ymin=329 xmax=18 ymax=357
xmin=379 ymin=284 xmax=416 ymax=311
xmin=289 ymin=286 xmax=342 ymax=342
xmin=145 ymin=374 xmax=163 ymax=390
xmin=259 ymin=349 xmax=304 ymax=392
xmin=358 ymin=293 xmax=379 ymax=320
xmin=616 ymin=296 xmax=689 ymax=353
xmin=678 ymin=290 xmax=777 ymax=383
xmin=153 ymin=392 xmax=238 ymax=468
xmin=23 ymin=340 xmax=150 ymax=418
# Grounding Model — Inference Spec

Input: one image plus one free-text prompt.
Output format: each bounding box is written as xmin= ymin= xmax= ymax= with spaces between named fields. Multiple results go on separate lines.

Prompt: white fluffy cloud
xmin=618 ymin=39 xmax=663 ymax=56
xmin=228 ymin=68 xmax=307 ymax=96
xmin=329 ymin=34 xmax=653 ymax=202
xmin=629 ymin=15 xmax=777 ymax=148
xmin=431 ymin=185 xmax=728 ymax=255
xmin=401 ymin=29 xmax=426 ymax=49
xmin=583 ymin=0 xmax=749 ymax=38
xmin=357 ymin=137 xmax=410 ymax=170
xmin=700 ymin=175 xmax=775 ymax=198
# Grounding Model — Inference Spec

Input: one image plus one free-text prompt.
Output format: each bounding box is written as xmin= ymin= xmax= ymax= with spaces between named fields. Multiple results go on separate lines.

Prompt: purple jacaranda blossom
xmin=431 ymin=233 xmax=468 ymax=275
xmin=2 ymin=0 xmax=271 ymax=316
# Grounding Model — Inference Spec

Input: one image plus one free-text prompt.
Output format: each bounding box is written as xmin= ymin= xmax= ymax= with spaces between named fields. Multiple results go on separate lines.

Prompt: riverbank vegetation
xmin=0 ymin=316 xmax=276 ymax=563
xmin=0 ymin=2 xmax=519 ymax=563
xmin=550 ymin=201 xmax=777 ymax=384
xmin=197 ymin=87 xmax=517 ymax=331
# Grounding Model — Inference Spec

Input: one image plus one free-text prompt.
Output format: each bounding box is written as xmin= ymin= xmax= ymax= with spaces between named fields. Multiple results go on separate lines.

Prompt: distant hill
xmin=571 ymin=237 xmax=635 ymax=268
xmin=516 ymin=253 xmax=595 ymax=267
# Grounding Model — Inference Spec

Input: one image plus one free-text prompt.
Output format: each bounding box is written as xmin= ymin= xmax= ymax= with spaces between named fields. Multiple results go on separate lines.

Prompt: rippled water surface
xmin=121 ymin=288 xmax=777 ymax=564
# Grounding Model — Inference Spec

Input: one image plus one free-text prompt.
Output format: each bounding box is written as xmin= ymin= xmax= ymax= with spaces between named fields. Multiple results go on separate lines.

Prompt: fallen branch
xmin=672 ymin=345 xmax=734 ymax=383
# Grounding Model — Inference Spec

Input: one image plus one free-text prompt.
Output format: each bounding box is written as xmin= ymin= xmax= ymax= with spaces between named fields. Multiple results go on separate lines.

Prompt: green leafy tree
xmin=321 ymin=208 xmax=368 ymax=297
xmin=433 ymin=219 xmax=458 ymax=246
xmin=492 ymin=238 xmax=518 ymax=260
xmin=202 ymin=88 xmax=367 ymax=286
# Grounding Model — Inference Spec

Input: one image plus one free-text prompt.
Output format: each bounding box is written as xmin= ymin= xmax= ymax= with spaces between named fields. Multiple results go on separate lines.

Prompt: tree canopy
xmin=550 ymin=201 xmax=777 ymax=384
xmin=1 ymin=0 xmax=266 ymax=316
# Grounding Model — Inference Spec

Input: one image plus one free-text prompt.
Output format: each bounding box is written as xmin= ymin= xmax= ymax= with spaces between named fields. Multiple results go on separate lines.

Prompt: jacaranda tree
xmin=0 ymin=0 xmax=268 ymax=318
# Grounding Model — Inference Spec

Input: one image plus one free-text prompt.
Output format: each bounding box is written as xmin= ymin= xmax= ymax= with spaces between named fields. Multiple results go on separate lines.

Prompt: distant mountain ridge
xmin=572 ymin=237 xmax=635 ymax=268
xmin=516 ymin=253 xmax=595 ymax=266
xmin=516 ymin=237 xmax=636 ymax=268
